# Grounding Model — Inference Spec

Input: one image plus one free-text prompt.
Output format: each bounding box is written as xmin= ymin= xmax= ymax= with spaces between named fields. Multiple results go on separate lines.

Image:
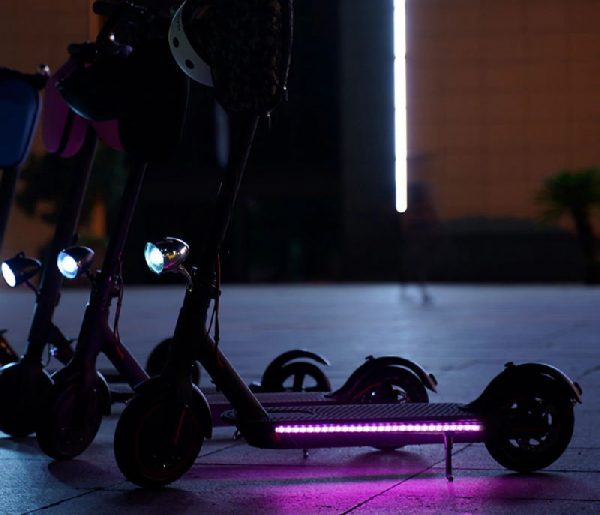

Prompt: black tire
xmin=266 ymin=361 xmax=331 ymax=392
xmin=36 ymin=374 xmax=105 ymax=460
xmin=485 ymin=375 xmax=574 ymax=472
xmin=351 ymin=367 xmax=429 ymax=404
xmin=114 ymin=387 xmax=205 ymax=488
xmin=0 ymin=360 xmax=53 ymax=437
xmin=145 ymin=338 xmax=201 ymax=386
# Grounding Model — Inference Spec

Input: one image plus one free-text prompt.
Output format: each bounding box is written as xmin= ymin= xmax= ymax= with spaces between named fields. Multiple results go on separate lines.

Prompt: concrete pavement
xmin=0 ymin=284 xmax=598 ymax=513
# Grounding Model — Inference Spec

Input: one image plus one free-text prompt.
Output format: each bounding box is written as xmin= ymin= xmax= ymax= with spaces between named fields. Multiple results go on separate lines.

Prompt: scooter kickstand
xmin=444 ymin=433 xmax=454 ymax=482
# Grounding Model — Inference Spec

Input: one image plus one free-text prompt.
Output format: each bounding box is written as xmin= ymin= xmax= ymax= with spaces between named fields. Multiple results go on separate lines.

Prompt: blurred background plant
xmin=16 ymin=143 xmax=127 ymax=254
xmin=537 ymin=167 xmax=600 ymax=284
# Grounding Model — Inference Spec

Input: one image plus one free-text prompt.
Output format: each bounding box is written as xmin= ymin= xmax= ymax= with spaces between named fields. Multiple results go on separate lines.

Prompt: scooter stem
xmin=0 ymin=166 xmax=20 ymax=255
xmin=174 ymin=112 xmax=268 ymax=423
xmin=69 ymin=157 xmax=148 ymax=368
xmin=25 ymin=129 xmax=97 ymax=361
xmin=92 ymin=158 xmax=147 ymax=308
xmin=197 ymin=113 xmax=259 ymax=283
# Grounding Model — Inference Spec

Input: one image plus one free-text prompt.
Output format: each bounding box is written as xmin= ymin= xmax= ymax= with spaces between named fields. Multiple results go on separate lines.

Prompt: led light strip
xmin=275 ymin=421 xmax=483 ymax=435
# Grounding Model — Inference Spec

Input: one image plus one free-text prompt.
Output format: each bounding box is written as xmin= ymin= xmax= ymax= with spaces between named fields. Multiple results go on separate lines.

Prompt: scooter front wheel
xmin=145 ymin=338 xmax=201 ymax=386
xmin=114 ymin=387 xmax=205 ymax=488
xmin=265 ymin=361 xmax=331 ymax=392
xmin=485 ymin=375 xmax=574 ymax=472
xmin=0 ymin=359 xmax=53 ymax=437
xmin=36 ymin=373 xmax=107 ymax=460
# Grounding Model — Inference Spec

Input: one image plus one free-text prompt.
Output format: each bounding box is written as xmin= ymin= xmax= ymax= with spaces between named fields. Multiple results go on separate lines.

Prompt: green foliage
xmin=537 ymin=167 xmax=600 ymax=283
xmin=16 ymin=143 xmax=127 ymax=231
xmin=536 ymin=167 xmax=600 ymax=223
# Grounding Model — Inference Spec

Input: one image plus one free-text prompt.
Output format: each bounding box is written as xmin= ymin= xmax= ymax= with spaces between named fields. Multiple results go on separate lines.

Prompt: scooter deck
xmin=207 ymin=391 xmax=331 ymax=425
xmin=239 ymin=403 xmax=485 ymax=449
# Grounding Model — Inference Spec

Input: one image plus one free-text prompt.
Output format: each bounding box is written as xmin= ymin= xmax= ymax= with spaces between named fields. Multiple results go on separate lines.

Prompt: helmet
xmin=168 ymin=1 xmax=213 ymax=88
xmin=168 ymin=0 xmax=293 ymax=115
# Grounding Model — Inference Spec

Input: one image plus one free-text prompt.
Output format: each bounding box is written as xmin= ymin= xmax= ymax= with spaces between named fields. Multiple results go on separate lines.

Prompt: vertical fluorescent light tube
xmin=394 ymin=0 xmax=407 ymax=212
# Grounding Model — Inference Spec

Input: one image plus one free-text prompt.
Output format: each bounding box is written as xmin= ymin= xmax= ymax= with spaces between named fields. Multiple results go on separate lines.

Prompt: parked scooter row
xmin=113 ymin=0 xmax=581 ymax=487
xmin=0 ymin=0 xmax=582 ymax=490
xmin=0 ymin=0 xmax=427 ymax=452
xmin=0 ymin=65 xmax=49 ymax=366
xmin=0 ymin=2 xmax=334 ymax=439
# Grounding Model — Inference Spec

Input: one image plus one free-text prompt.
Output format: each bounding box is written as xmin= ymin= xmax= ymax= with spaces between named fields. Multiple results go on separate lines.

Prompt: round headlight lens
xmin=1 ymin=262 xmax=16 ymax=287
xmin=144 ymin=242 xmax=165 ymax=274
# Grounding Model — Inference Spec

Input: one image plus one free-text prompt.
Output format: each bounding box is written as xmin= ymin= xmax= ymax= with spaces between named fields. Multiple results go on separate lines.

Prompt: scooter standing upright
xmin=0 ymin=57 xmax=126 ymax=436
xmin=33 ymin=0 xmax=446 ymax=461
xmin=31 ymin=0 xmax=199 ymax=459
xmin=0 ymin=65 xmax=49 ymax=366
xmin=112 ymin=0 xmax=582 ymax=488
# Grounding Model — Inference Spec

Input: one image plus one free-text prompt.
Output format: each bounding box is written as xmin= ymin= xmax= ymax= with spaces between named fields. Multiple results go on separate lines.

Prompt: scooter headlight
xmin=144 ymin=238 xmax=189 ymax=275
xmin=1 ymin=253 xmax=41 ymax=287
xmin=57 ymin=246 xmax=95 ymax=279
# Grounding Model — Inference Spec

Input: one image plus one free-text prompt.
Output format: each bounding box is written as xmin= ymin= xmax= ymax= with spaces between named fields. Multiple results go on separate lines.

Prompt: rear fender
xmin=331 ymin=355 xmax=438 ymax=399
xmin=466 ymin=362 xmax=582 ymax=414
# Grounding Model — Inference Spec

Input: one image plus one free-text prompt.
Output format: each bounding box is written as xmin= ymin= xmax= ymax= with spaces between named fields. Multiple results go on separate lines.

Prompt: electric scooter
xmin=0 ymin=65 xmax=49 ymax=366
xmin=0 ymin=57 xmax=132 ymax=436
xmin=111 ymin=0 xmax=582 ymax=488
xmin=28 ymin=0 xmax=193 ymax=459
xmin=33 ymin=0 xmax=441 ymax=460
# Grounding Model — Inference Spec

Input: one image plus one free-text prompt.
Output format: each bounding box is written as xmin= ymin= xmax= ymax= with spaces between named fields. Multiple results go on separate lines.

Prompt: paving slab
xmin=0 ymin=284 xmax=599 ymax=513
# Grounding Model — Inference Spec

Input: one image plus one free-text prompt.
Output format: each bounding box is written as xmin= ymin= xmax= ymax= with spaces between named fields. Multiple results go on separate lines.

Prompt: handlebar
xmin=93 ymin=0 xmax=176 ymax=20
xmin=87 ymin=0 xmax=174 ymax=57
xmin=68 ymin=39 xmax=132 ymax=61
xmin=0 ymin=65 xmax=50 ymax=90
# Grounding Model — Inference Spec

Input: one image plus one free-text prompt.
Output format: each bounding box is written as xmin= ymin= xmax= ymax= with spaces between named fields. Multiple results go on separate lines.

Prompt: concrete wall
xmin=0 ymin=1 xmax=93 ymax=262
xmin=0 ymin=1 xmax=92 ymax=72
xmin=406 ymin=0 xmax=600 ymax=221
xmin=339 ymin=0 xmax=600 ymax=280
xmin=2 ymin=1 xmax=599 ymax=280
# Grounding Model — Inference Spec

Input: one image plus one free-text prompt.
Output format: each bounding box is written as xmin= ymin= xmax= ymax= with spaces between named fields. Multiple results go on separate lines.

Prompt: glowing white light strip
xmin=394 ymin=0 xmax=407 ymax=212
xmin=275 ymin=421 xmax=483 ymax=435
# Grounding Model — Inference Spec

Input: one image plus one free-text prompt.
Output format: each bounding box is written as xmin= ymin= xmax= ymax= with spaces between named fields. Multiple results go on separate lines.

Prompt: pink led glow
xmin=275 ymin=421 xmax=482 ymax=435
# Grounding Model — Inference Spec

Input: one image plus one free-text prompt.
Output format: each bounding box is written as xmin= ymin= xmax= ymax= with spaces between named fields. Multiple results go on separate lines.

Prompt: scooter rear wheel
xmin=114 ymin=387 xmax=205 ymax=488
xmin=352 ymin=366 xmax=429 ymax=451
xmin=36 ymin=373 xmax=106 ymax=460
xmin=351 ymin=366 xmax=429 ymax=404
xmin=484 ymin=375 xmax=574 ymax=472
